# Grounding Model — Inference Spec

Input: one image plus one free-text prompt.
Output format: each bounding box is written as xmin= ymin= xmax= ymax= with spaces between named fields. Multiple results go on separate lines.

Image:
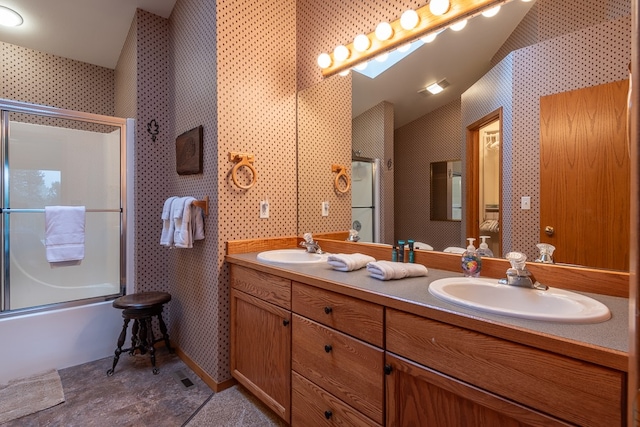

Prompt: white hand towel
xmin=170 ymin=197 xmax=188 ymax=247
xmin=327 ymin=253 xmax=375 ymax=271
xmin=45 ymin=206 xmax=86 ymax=263
xmin=160 ymin=196 xmax=178 ymax=246
xmin=175 ymin=197 xmax=196 ymax=248
xmin=192 ymin=204 xmax=205 ymax=241
xmin=366 ymin=261 xmax=428 ymax=281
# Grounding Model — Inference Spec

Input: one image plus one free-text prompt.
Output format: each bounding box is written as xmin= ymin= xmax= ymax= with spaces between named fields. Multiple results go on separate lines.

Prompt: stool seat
xmin=113 ymin=291 xmax=171 ymax=310
xmin=107 ymin=291 xmax=172 ymax=376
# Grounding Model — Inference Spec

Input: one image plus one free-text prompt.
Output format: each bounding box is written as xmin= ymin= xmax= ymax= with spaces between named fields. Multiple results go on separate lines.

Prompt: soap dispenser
xmin=461 ymin=238 xmax=482 ymax=277
xmin=476 ymin=236 xmax=494 ymax=258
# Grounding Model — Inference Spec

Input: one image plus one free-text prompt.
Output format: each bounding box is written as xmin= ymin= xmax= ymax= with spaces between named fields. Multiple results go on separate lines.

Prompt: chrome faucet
xmin=300 ymin=233 xmax=323 ymax=254
xmin=499 ymin=252 xmax=548 ymax=290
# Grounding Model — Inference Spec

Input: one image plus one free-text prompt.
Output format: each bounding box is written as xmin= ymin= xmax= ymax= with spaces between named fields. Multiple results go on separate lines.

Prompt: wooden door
xmin=230 ymin=289 xmax=291 ymax=422
xmin=540 ymin=80 xmax=629 ymax=270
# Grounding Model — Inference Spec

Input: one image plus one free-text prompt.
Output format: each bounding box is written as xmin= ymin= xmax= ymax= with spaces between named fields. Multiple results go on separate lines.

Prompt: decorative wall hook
xmin=229 ymin=152 xmax=257 ymax=189
xmin=147 ymin=119 xmax=159 ymax=142
xmin=331 ymin=164 xmax=350 ymax=193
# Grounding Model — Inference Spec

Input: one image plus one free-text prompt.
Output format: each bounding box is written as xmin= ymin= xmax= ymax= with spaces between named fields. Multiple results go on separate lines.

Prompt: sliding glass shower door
xmin=1 ymin=102 xmax=126 ymax=312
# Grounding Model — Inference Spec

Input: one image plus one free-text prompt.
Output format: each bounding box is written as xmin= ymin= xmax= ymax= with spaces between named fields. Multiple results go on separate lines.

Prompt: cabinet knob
xmin=384 ymin=364 xmax=393 ymax=375
xmin=282 ymin=319 xmax=290 ymax=326
xmin=324 ymin=344 xmax=332 ymax=353
xmin=324 ymin=306 xmax=333 ymax=314
xmin=324 ymin=410 xmax=333 ymax=420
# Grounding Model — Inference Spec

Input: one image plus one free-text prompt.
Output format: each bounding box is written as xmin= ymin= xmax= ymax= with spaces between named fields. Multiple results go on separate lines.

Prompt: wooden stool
xmin=106 ymin=291 xmax=172 ymax=376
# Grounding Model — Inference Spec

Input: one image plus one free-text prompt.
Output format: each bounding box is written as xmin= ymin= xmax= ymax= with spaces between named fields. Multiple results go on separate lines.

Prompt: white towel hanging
xmin=44 ymin=206 xmax=86 ymax=263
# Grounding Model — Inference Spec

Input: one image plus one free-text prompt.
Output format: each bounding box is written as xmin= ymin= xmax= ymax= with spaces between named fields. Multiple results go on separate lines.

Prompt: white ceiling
xmin=0 ymin=0 xmax=177 ymax=69
xmin=0 ymin=0 xmax=533 ymax=127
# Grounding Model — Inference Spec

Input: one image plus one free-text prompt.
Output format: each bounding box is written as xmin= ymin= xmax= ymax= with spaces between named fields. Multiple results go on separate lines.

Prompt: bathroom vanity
xmin=227 ymin=240 xmax=628 ymax=427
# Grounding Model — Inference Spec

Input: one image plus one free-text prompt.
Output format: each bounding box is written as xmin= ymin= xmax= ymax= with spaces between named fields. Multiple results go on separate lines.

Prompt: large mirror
xmin=298 ymin=0 xmax=632 ymax=272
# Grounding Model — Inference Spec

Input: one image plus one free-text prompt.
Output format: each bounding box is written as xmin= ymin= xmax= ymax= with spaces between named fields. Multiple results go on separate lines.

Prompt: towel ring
xmin=331 ymin=164 xmax=350 ymax=194
xmin=229 ymin=152 xmax=257 ymax=190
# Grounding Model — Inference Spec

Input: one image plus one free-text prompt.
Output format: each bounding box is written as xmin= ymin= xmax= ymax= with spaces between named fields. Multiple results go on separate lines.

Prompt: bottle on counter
xmin=461 ymin=237 xmax=482 ymax=277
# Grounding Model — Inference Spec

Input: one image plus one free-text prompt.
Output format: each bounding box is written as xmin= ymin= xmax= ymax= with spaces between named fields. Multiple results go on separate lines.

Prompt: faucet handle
xmin=505 ymin=252 xmax=527 ymax=270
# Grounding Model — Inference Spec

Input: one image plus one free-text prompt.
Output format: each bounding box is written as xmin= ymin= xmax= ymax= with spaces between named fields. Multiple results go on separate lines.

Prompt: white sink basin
xmin=257 ymin=249 xmax=328 ymax=265
xmin=428 ymin=277 xmax=611 ymax=323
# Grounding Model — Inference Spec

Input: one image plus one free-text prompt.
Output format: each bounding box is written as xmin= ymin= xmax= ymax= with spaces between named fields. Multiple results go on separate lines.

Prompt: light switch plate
xmin=521 ymin=196 xmax=531 ymax=210
xmin=322 ymin=201 xmax=329 ymax=217
xmin=260 ymin=200 xmax=269 ymax=218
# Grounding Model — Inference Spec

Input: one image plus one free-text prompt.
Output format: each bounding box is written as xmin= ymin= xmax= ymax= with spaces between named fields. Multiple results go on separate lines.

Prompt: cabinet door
xmin=231 ymin=288 xmax=291 ymax=423
xmin=385 ymin=353 xmax=570 ymax=427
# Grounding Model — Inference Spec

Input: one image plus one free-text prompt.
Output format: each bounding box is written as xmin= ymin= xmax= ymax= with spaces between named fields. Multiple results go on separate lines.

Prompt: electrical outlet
xmin=322 ymin=201 xmax=329 ymax=217
xmin=521 ymin=196 xmax=531 ymax=210
xmin=260 ymin=200 xmax=269 ymax=218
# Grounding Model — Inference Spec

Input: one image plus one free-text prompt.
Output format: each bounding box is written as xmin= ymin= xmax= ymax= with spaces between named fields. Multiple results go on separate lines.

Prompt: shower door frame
xmin=0 ymin=98 xmax=128 ymax=315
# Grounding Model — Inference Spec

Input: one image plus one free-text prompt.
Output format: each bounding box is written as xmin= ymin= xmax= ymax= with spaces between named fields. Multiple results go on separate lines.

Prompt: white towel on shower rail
xmin=44 ymin=206 xmax=86 ymax=263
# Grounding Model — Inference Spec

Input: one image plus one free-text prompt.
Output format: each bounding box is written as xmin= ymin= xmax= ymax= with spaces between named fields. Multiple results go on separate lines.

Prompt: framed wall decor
xmin=176 ymin=125 xmax=203 ymax=175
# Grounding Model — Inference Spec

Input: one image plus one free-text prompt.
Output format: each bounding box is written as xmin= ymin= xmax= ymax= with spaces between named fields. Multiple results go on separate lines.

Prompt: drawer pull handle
xmin=282 ymin=319 xmax=290 ymax=326
xmin=384 ymin=364 xmax=393 ymax=375
xmin=324 ymin=306 xmax=333 ymax=314
xmin=324 ymin=344 xmax=332 ymax=353
xmin=324 ymin=410 xmax=333 ymax=420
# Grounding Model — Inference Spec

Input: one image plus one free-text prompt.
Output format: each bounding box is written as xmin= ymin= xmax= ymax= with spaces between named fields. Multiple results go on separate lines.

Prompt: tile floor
xmin=3 ymin=346 xmax=287 ymax=427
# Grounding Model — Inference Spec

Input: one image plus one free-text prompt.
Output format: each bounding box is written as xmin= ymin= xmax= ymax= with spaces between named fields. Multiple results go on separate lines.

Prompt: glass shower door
xmin=2 ymin=110 xmax=123 ymax=311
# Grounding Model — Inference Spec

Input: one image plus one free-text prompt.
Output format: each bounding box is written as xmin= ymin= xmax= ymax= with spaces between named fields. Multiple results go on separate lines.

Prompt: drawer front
xmin=292 ymin=371 xmax=381 ymax=427
xmin=292 ymin=281 xmax=383 ymax=346
xmin=292 ymin=314 xmax=384 ymax=424
xmin=386 ymin=308 xmax=624 ymax=427
xmin=230 ymin=264 xmax=291 ymax=309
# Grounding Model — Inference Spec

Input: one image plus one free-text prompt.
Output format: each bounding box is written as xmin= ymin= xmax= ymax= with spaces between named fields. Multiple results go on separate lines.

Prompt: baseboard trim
xmin=174 ymin=347 xmax=236 ymax=393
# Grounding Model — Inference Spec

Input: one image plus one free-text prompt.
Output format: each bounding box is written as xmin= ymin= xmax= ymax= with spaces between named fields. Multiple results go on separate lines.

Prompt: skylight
xmin=352 ymin=40 xmax=423 ymax=79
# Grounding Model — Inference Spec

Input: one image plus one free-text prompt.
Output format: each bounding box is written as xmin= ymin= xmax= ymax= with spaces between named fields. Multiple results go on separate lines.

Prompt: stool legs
xmin=107 ymin=317 xmax=130 ymax=376
xmin=157 ymin=310 xmax=173 ymax=353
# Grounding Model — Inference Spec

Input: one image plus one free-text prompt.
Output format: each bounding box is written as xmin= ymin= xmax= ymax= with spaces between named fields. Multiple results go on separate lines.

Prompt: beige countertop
xmin=226 ymin=252 xmax=629 ymax=371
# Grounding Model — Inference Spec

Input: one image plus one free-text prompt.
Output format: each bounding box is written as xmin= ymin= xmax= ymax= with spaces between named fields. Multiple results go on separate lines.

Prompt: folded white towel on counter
xmin=407 ymin=241 xmax=433 ymax=251
xmin=443 ymin=246 xmax=466 ymax=254
xmin=160 ymin=196 xmax=178 ymax=246
xmin=44 ymin=206 xmax=86 ymax=263
xmin=327 ymin=253 xmax=376 ymax=271
xmin=366 ymin=260 xmax=428 ymax=281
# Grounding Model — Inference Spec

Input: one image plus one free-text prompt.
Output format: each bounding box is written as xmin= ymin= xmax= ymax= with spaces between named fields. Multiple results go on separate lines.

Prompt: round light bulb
xmin=339 ymin=69 xmax=350 ymax=76
xmin=400 ymin=10 xmax=419 ymax=30
xmin=353 ymin=34 xmax=371 ymax=52
xmin=317 ymin=53 xmax=332 ymax=69
xmin=355 ymin=62 xmax=368 ymax=71
xmin=450 ymin=19 xmax=467 ymax=31
xmin=333 ymin=45 xmax=350 ymax=62
xmin=397 ymin=43 xmax=412 ymax=53
xmin=375 ymin=22 xmax=393 ymax=41
xmin=420 ymin=32 xmax=439 ymax=43
xmin=429 ymin=0 xmax=450 ymax=16
xmin=0 ymin=6 xmax=23 ymax=27
xmin=482 ymin=6 xmax=501 ymax=17
xmin=375 ymin=52 xmax=389 ymax=62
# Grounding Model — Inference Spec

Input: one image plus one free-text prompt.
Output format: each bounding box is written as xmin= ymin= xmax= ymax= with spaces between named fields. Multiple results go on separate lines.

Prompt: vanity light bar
xmin=319 ymin=0 xmax=511 ymax=78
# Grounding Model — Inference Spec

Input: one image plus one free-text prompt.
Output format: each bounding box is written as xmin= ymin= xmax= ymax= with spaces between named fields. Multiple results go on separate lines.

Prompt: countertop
xmin=226 ymin=252 xmax=629 ymax=371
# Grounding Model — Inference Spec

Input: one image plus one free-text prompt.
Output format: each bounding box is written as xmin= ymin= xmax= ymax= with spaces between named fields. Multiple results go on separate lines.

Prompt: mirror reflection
xmin=430 ymin=160 xmax=461 ymax=222
xmin=298 ymin=0 xmax=631 ymax=272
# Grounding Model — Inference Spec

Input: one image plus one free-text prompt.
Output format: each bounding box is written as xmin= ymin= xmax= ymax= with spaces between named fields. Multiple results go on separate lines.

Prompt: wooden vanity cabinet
xmin=230 ymin=265 xmax=292 ymax=423
xmin=291 ymin=281 xmax=384 ymax=426
xmin=385 ymin=308 xmax=625 ymax=427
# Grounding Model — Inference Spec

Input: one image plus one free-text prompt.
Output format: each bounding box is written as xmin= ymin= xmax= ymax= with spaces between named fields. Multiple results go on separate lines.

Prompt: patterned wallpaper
xmin=395 ymin=98 xmax=464 ymax=251
xmin=298 ymin=75 xmax=352 ymax=234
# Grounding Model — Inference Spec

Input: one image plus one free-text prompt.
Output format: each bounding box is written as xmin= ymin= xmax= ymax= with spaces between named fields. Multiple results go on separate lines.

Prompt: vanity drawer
xmin=230 ymin=264 xmax=291 ymax=309
xmin=291 ymin=371 xmax=381 ymax=427
xmin=386 ymin=308 xmax=624 ymax=427
xmin=292 ymin=281 xmax=383 ymax=346
xmin=292 ymin=314 xmax=384 ymax=424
